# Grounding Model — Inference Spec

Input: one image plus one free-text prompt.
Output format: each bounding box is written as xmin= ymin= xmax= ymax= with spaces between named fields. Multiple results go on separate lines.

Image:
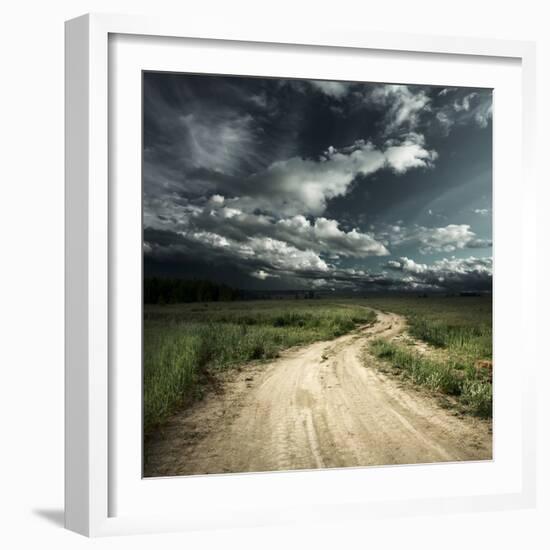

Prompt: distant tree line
xmin=144 ymin=278 xmax=241 ymax=304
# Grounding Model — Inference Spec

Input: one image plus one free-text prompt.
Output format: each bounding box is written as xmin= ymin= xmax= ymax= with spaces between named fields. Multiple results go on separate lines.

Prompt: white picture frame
xmin=65 ymin=12 xmax=537 ymax=537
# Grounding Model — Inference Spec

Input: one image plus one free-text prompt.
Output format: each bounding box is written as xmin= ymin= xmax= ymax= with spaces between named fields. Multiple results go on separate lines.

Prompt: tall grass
xmin=364 ymin=295 xmax=492 ymax=417
xmin=144 ymin=301 xmax=375 ymax=432
xmin=363 ymin=295 xmax=492 ymax=360
xmin=408 ymin=317 xmax=491 ymax=359
xmin=370 ymin=338 xmax=492 ymax=417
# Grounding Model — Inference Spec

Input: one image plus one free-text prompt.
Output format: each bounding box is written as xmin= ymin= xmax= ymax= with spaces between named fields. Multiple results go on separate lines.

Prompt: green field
xmin=365 ymin=295 xmax=492 ymax=417
xmin=144 ymin=295 xmax=492 ymax=433
xmin=144 ymin=300 xmax=376 ymax=433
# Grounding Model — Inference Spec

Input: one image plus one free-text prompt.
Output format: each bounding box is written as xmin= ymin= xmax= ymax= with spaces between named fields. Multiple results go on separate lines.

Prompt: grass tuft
xmin=370 ymin=338 xmax=492 ymax=417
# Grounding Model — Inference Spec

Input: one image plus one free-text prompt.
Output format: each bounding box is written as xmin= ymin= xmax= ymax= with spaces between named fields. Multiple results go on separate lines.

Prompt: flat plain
xmin=143 ymin=295 xmax=492 ymax=477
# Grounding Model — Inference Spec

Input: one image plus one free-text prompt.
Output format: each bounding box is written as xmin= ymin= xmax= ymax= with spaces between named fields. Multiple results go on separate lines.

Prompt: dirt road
xmin=144 ymin=311 xmax=492 ymax=477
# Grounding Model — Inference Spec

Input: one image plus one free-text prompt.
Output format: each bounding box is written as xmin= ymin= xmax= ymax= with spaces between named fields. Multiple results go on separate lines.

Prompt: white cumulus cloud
xmin=386 ymin=256 xmax=493 ymax=291
xmin=233 ymin=136 xmax=437 ymax=217
xmin=382 ymin=223 xmax=492 ymax=254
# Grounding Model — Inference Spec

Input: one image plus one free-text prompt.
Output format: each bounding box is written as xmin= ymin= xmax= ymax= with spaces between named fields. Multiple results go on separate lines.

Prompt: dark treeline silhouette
xmin=144 ymin=278 xmax=324 ymax=304
xmin=144 ymin=278 xmax=491 ymax=304
xmin=144 ymin=278 xmax=241 ymax=304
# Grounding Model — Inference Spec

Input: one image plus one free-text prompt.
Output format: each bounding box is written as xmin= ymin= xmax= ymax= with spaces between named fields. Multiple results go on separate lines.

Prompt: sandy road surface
xmin=145 ymin=311 xmax=492 ymax=477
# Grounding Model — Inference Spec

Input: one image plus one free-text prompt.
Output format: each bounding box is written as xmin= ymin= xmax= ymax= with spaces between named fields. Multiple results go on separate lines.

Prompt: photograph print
xmin=142 ymin=72 xmax=493 ymax=477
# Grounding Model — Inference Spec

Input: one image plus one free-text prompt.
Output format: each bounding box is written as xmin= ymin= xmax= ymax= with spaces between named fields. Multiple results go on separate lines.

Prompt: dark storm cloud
xmin=144 ymin=73 xmax=492 ymax=292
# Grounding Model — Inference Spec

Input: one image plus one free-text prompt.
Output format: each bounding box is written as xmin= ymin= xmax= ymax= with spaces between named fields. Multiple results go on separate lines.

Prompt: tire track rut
xmin=145 ymin=311 xmax=492 ymax=476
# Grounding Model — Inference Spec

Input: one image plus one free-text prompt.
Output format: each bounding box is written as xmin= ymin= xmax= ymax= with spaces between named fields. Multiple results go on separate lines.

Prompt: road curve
xmin=144 ymin=311 xmax=492 ymax=477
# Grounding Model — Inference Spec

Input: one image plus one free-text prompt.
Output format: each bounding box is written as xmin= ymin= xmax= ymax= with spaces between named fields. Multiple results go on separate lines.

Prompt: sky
xmin=143 ymin=72 xmax=493 ymax=293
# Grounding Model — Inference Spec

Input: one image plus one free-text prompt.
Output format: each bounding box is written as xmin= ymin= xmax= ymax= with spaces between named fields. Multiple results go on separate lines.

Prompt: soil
xmin=144 ymin=311 xmax=492 ymax=477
